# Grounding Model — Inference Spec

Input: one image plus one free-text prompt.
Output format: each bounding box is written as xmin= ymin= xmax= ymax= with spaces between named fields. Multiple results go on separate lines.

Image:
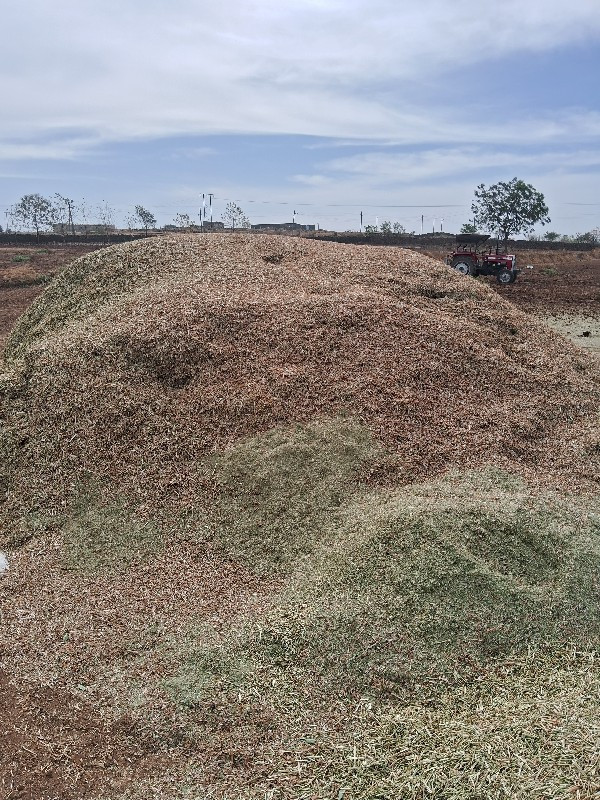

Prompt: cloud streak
xmin=2 ymin=0 xmax=600 ymax=147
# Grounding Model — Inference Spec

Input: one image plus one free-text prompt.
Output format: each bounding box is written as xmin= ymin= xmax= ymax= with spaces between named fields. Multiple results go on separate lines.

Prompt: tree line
xmin=2 ymin=194 xmax=158 ymax=239
xmin=2 ymin=182 xmax=598 ymax=245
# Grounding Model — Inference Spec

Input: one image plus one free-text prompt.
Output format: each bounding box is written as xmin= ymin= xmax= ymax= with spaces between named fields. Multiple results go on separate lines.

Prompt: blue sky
xmin=1 ymin=0 xmax=599 ymax=235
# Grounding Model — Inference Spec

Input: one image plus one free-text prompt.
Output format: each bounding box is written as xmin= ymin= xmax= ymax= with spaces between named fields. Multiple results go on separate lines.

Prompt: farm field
xmin=1 ymin=236 xmax=600 ymax=800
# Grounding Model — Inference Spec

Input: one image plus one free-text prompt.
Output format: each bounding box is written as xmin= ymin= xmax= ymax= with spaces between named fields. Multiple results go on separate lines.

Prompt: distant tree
xmin=173 ymin=213 xmax=193 ymax=231
xmin=96 ymin=201 xmax=115 ymax=228
xmin=392 ymin=222 xmax=406 ymax=234
xmin=574 ymin=230 xmax=599 ymax=244
xmin=222 ymin=202 xmax=250 ymax=231
xmin=96 ymin=201 xmax=117 ymax=244
xmin=543 ymin=231 xmax=561 ymax=242
xmin=471 ymin=178 xmax=550 ymax=251
xmin=460 ymin=222 xmax=478 ymax=234
xmin=380 ymin=220 xmax=392 ymax=234
xmin=78 ymin=200 xmax=93 ymax=235
xmin=364 ymin=224 xmax=378 ymax=234
xmin=12 ymin=193 xmax=57 ymax=240
xmin=134 ymin=205 xmax=157 ymax=235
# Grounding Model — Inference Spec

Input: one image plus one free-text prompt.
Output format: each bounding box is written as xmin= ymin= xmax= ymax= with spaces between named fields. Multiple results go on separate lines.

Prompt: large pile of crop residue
xmin=2 ymin=234 xmax=600 ymax=799
xmin=1 ymin=233 xmax=599 ymax=531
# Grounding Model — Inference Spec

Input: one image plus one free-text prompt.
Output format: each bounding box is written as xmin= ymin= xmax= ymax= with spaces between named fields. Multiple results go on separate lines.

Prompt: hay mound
xmin=1 ymin=233 xmax=599 ymax=534
xmin=2 ymin=234 xmax=600 ymax=797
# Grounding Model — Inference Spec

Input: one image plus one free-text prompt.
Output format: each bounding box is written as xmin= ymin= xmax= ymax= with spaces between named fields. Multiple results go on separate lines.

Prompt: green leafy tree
xmin=12 ymin=193 xmax=57 ymax=240
xmin=134 ymin=205 xmax=157 ymax=235
xmin=380 ymin=220 xmax=392 ymax=234
xmin=574 ymin=231 xmax=599 ymax=244
xmin=543 ymin=231 xmax=561 ymax=242
xmin=222 ymin=202 xmax=250 ymax=231
xmin=392 ymin=222 xmax=406 ymax=234
xmin=471 ymin=178 xmax=550 ymax=251
xmin=364 ymin=224 xmax=378 ymax=234
xmin=460 ymin=222 xmax=477 ymax=234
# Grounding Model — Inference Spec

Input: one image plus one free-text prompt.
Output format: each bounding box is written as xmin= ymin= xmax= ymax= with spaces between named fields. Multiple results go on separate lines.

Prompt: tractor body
xmin=446 ymin=234 xmax=520 ymax=284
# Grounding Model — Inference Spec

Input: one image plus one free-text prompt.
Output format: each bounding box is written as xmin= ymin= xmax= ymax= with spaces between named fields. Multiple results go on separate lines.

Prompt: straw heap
xmin=2 ymin=234 xmax=600 ymax=799
xmin=1 ymin=233 xmax=598 ymax=529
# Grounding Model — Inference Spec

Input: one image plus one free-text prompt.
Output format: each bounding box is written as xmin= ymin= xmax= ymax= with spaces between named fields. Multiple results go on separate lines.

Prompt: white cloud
xmin=1 ymin=0 xmax=600 ymax=148
xmin=313 ymin=146 xmax=600 ymax=185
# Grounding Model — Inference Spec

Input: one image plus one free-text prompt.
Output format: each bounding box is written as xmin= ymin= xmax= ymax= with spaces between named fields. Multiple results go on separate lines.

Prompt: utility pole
xmin=360 ymin=211 xmax=363 ymax=232
xmin=208 ymin=193 xmax=213 ymax=225
xmin=421 ymin=214 xmax=424 ymax=235
xmin=56 ymin=194 xmax=76 ymax=236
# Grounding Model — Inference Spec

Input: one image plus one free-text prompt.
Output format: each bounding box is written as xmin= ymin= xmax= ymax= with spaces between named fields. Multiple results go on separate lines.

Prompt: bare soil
xmin=0 ymin=245 xmax=101 ymax=350
xmin=422 ymin=245 xmax=600 ymax=314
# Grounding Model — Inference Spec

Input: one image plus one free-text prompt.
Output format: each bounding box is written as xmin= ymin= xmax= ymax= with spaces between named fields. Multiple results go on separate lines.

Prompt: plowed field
xmin=0 ymin=245 xmax=101 ymax=349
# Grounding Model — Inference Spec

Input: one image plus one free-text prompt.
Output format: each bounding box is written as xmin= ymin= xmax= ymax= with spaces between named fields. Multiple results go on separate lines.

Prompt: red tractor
xmin=446 ymin=234 xmax=520 ymax=284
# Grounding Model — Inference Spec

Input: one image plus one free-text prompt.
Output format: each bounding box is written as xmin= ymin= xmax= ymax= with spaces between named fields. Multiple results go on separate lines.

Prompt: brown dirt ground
xmin=0 ymin=246 xmax=101 ymax=351
xmin=422 ymin=245 xmax=600 ymax=314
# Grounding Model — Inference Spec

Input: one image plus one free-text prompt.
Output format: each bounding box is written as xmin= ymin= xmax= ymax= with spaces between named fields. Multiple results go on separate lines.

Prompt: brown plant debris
xmin=1 ymin=234 xmax=599 ymax=532
xmin=1 ymin=234 xmax=600 ymax=799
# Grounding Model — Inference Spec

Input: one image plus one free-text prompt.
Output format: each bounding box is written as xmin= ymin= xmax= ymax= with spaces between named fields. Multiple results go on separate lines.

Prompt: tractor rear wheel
xmin=496 ymin=269 xmax=515 ymax=284
xmin=452 ymin=258 xmax=475 ymax=276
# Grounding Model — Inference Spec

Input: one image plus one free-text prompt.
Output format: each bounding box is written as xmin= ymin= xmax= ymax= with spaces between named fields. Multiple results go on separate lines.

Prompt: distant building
xmin=202 ymin=221 xmax=225 ymax=231
xmin=251 ymin=222 xmax=315 ymax=232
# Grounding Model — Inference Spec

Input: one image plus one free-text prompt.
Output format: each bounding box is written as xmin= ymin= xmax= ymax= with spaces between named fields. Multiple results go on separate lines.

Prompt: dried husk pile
xmin=1 ymin=233 xmax=598 ymax=531
xmin=2 ymin=234 xmax=600 ymax=799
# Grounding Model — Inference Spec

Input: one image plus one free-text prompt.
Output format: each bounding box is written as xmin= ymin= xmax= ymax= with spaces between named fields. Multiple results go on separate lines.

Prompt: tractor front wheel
xmin=496 ymin=269 xmax=515 ymax=284
xmin=452 ymin=259 xmax=475 ymax=276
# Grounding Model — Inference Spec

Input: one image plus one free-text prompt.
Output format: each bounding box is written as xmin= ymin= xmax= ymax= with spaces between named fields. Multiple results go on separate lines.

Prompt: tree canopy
xmin=471 ymin=178 xmax=550 ymax=250
xmin=134 ymin=205 xmax=157 ymax=234
xmin=11 ymin=194 xmax=57 ymax=239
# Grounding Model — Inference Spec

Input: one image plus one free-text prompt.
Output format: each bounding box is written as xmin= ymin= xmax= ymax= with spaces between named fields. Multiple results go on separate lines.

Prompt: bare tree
xmin=54 ymin=194 xmax=78 ymax=236
xmin=173 ymin=213 xmax=192 ymax=231
xmin=96 ymin=201 xmax=116 ymax=244
xmin=222 ymin=202 xmax=250 ymax=231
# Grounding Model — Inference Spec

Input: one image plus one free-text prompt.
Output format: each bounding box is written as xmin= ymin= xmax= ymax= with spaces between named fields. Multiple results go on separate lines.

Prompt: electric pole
xmin=56 ymin=194 xmax=76 ymax=236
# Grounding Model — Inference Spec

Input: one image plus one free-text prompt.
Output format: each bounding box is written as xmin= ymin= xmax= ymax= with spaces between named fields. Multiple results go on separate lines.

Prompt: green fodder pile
xmin=1 ymin=234 xmax=600 ymax=799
